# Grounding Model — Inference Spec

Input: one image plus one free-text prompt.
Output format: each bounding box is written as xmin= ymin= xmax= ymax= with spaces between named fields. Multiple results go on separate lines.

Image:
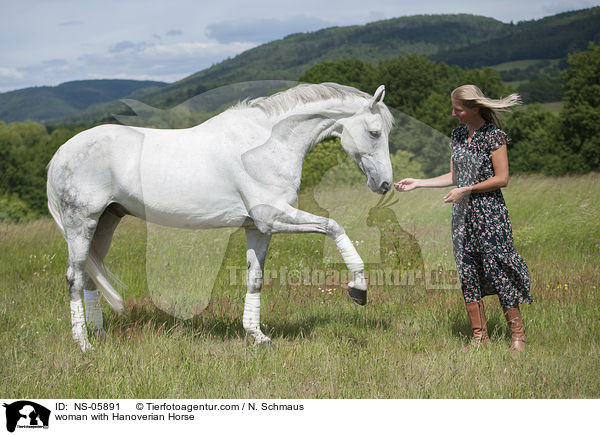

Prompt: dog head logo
xmin=3 ymin=401 xmax=50 ymax=432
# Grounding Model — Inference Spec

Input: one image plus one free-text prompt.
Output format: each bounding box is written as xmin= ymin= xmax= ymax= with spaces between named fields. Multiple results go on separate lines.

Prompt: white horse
xmin=46 ymin=82 xmax=394 ymax=351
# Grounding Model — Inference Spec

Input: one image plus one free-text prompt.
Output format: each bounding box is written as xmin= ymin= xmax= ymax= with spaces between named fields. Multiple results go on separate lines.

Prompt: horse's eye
xmin=369 ymin=130 xmax=381 ymax=139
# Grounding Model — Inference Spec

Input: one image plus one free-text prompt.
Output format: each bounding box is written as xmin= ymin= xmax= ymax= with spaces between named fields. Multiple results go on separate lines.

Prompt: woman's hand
xmin=444 ymin=187 xmax=470 ymax=203
xmin=394 ymin=178 xmax=419 ymax=192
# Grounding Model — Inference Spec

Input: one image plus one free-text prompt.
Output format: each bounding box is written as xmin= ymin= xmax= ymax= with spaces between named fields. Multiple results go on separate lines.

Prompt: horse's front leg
xmin=249 ymin=204 xmax=367 ymax=305
xmin=243 ymin=228 xmax=272 ymax=345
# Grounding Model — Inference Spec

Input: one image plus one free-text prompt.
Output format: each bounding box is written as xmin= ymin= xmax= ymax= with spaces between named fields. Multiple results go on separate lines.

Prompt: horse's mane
xmin=232 ymin=82 xmax=394 ymax=132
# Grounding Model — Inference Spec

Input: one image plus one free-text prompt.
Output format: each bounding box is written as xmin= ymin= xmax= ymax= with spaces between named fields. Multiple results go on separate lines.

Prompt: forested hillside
xmin=52 ymin=8 xmax=599 ymax=124
xmin=0 ymin=80 xmax=167 ymax=123
xmin=431 ymin=8 xmax=600 ymax=68
xmin=142 ymin=14 xmax=508 ymax=109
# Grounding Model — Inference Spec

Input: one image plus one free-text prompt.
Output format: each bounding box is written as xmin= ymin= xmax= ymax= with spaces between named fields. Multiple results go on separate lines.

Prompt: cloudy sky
xmin=0 ymin=0 xmax=597 ymax=92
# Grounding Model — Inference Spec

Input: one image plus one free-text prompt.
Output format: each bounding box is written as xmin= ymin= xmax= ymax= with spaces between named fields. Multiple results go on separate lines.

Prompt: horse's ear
xmin=370 ymin=85 xmax=385 ymax=109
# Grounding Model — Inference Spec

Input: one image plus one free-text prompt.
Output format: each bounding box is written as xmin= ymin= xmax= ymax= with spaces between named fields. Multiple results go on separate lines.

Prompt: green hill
xmin=136 ymin=8 xmax=598 ymax=111
xmin=7 ymin=7 xmax=598 ymax=125
xmin=431 ymin=8 xmax=600 ymax=67
xmin=137 ymin=14 xmax=509 ymax=109
xmin=0 ymin=79 xmax=167 ymax=123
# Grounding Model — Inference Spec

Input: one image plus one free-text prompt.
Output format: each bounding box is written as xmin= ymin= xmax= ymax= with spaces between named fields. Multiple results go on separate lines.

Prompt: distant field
xmin=490 ymin=58 xmax=563 ymax=72
xmin=538 ymin=102 xmax=564 ymax=113
xmin=504 ymin=80 xmax=528 ymax=88
xmin=1 ymin=174 xmax=599 ymax=398
xmin=512 ymin=101 xmax=563 ymax=114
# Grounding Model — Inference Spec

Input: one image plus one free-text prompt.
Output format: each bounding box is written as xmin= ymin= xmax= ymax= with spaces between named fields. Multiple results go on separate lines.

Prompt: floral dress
xmin=450 ymin=122 xmax=533 ymax=308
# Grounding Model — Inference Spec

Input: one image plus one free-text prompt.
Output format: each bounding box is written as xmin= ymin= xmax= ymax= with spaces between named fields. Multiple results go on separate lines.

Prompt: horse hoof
xmin=246 ymin=333 xmax=273 ymax=348
xmin=78 ymin=339 xmax=94 ymax=352
xmin=259 ymin=339 xmax=273 ymax=348
xmin=254 ymin=337 xmax=273 ymax=349
xmin=348 ymin=287 xmax=367 ymax=306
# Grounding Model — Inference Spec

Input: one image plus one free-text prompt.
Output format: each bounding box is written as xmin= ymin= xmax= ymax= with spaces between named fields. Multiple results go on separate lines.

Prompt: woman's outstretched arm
xmin=394 ymin=158 xmax=455 ymax=191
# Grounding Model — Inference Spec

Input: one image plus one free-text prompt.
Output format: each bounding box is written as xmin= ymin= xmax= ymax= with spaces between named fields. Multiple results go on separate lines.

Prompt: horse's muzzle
xmin=379 ymin=181 xmax=391 ymax=194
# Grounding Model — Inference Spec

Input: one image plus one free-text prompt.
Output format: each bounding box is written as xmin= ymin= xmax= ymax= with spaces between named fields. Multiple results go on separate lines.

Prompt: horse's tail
xmin=86 ymin=245 xmax=125 ymax=313
xmin=47 ymin=157 xmax=125 ymax=313
xmin=46 ymin=157 xmax=65 ymax=237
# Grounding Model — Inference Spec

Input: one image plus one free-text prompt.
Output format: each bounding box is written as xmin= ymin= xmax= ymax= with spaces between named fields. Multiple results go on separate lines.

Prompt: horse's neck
xmin=271 ymin=99 xmax=362 ymax=158
xmin=271 ymin=115 xmax=335 ymax=159
xmin=240 ymin=100 xmax=361 ymax=191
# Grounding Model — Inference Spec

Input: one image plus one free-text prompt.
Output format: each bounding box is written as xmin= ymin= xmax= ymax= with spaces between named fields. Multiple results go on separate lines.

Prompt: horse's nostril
xmin=381 ymin=181 xmax=390 ymax=193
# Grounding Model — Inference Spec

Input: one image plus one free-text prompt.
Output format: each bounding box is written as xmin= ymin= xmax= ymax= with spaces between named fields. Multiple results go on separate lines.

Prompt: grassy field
xmin=1 ymin=174 xmax=599 ymax=398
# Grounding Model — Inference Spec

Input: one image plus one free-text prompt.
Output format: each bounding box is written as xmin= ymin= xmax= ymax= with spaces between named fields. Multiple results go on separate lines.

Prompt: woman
xmin=395 ymin=85 xmax=533 ymax=351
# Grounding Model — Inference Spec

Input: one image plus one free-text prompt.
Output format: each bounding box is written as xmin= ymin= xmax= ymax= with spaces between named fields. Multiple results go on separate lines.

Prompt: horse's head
xmin=337 ymin=85 xmax=394 ymax=194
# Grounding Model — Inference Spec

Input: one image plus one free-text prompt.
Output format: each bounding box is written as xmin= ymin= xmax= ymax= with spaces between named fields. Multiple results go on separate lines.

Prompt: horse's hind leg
xmin=63 ymin=209 xmax=103 ymax=351
xmin=243 ymin=228 xmax=272 ymax=345
xmin=83 ymin=209 xmax=122 ymax=338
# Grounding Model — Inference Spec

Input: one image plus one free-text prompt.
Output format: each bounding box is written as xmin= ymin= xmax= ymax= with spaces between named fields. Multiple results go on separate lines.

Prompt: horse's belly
xmin=142 ymin=205 xmax=249 ymax=229
xmin=121 ymin=142 xmax=247 ymax=228
xmin=121 ymin=185 xmax=249 ymax=229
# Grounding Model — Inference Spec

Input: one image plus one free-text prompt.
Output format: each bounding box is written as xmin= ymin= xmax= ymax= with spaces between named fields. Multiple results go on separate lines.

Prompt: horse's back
xmin=50 ymin=124 xmax=143 ymax=174
xmin=46 ymin=111 xmax=282 ymax=229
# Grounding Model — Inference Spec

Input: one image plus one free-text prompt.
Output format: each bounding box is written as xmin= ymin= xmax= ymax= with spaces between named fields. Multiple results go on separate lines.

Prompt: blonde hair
xmin=451 ymin=85 xmax=522 ymax=127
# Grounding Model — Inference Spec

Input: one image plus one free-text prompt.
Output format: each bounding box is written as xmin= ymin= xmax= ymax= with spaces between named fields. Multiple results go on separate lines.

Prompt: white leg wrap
xmin=84 ymin=289 xmax=104 ymax=334
xmin=243 ymin=293 xmax=269 ymax=344
xmin=335 ymin=233 xmax=364 ymax=273
xmin=350 ymin=271 xmax=368 ymax=291
xmin=71 ymin=299 xmax=92 ymax=351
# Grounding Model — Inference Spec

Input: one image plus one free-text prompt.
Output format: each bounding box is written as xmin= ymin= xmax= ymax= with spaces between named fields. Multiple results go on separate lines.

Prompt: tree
xmin=298 ymin=59 xmax=378 ymax=93
xmin=0 ymin=121 xmax=80 ymax=219
xmin=504 ymin=105 xmax=565 ymax=174
xmin=560 ymin=42 xmax=600 ymax=172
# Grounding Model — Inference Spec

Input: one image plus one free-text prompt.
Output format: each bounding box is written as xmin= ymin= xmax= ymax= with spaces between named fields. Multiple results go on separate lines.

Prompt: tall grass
xmin=1 ymin=174 xmax=599 ymax=398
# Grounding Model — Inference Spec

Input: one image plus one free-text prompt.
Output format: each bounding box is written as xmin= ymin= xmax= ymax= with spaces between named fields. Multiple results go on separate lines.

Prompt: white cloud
xmin=0 ymin=38 xmax=258 ymax=91
xmin=0 ymin=67 xmax=24 ymax=80
xmin=143 ymin=41 xmax=256 ymax=58
xmin=33 ymin=40 xmax=259 ymax=87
